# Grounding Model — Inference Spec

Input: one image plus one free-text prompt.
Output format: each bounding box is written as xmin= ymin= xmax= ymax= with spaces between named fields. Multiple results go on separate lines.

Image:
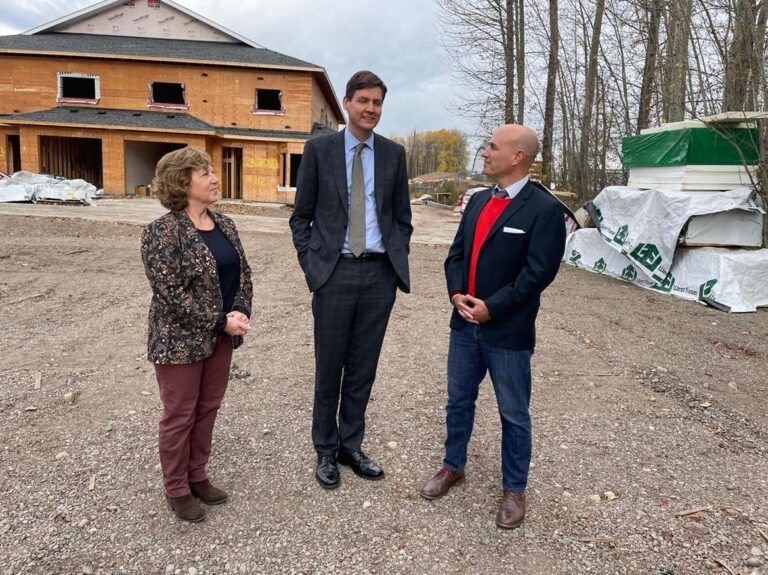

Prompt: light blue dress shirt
xmin=342 ymin=128 xmax=384 ymax=253
xmin=496 ymin=176 xmax=529 ymax=200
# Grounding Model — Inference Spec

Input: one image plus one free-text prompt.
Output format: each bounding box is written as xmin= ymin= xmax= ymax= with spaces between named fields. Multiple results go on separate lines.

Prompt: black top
xmin=198 ymin=223 xmax=241 ymax=331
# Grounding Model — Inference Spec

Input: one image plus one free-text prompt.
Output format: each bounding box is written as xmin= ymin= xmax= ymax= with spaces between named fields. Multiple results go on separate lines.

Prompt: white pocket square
xmin=503 ymin=226 xmax=526 ymax=234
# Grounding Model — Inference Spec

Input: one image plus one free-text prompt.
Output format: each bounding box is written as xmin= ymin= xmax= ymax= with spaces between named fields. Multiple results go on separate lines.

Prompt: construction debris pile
xmin=565 ymin=119 xmax=768 ymax=312
xmin=0 ymin=171 xmax=102 ymax=206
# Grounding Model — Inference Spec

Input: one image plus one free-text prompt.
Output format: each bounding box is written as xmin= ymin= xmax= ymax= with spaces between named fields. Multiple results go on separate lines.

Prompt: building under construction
xmin=0 ymin=0 xmax=344 ymax=202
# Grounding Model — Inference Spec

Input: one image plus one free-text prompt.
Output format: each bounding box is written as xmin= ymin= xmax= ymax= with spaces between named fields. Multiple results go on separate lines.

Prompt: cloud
xmin=182 ymin=0 xmax=467 ymax=135
xmin=0 ymin=22 xmax=23 ymax=35
xmin=2 ymin=0 xmax=94 ymax=31
xmin=1 ymin=0 xmax=476 ymax=136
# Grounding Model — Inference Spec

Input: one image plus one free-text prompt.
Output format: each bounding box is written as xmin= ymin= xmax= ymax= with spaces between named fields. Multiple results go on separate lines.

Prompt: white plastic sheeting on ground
xmin=592 ymin=186 xmax=764 ymax=283
xmin=0 ymin=172 xmax=103 ymax=206
xmin=0 ymin=184 xmax=35 ymax=202
xmin=672 ymin=247 xmax=768 ymax=312
xmin=565 ymin=228 xmax=768 ymax=312
xmin=566 ymin=229 xmax=657 ymax=289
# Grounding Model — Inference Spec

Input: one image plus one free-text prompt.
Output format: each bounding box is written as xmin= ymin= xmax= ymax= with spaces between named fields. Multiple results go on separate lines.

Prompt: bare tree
xmin=637 ymin=0 xmax=662 ymax=131
xmin=723 ymin=0 xmax=768 ymax=112
xmin=577 ymin=0 xmax=606 ymax=199
xmin=504 ymin=0 xmax=516 ymax=122
xmin=437 ymin=0 xmax=529 ymax=129
xmin=541 ymin=0 xmax=559 ymax=186
xmin=436 ymin=0 xmax=509 ymax=130
xmin=663 ymin=0 xmax=694 ymax=121
xmin=437 ymin=0 xmax=767 ymax=214
xmin=515 ymin=0 xmax=526 ymax=124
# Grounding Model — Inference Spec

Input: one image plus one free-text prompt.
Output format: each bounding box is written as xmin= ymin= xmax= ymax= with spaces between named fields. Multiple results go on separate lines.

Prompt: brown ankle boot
xmin=496 ymin=490 xmax=526 ymax=529
xmin=189 ymin=479 xmax=228 ymax=505
xmin=165 ymin=494 xmax=205 ymax=523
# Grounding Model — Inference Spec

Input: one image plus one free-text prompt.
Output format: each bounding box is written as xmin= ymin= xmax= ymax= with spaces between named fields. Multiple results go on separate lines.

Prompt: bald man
xmin=419 ymin=124 xmax=566 ymax=529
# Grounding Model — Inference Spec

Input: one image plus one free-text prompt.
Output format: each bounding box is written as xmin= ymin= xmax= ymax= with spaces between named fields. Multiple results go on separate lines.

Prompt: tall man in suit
xmin=289 ymin=71 xmax=412 ymax=490
xmin=419 ymin=124 xmax=566 ymax=529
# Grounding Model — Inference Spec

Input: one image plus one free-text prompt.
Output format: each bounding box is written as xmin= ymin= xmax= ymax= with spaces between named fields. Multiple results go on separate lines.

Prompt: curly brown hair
xmin=152 ymin=147 xmax=212 ymax=211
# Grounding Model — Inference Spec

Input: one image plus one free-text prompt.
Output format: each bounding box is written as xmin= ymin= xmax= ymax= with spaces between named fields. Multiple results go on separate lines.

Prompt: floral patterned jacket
xmin=141 ymin=210 xmax=253 ymax=365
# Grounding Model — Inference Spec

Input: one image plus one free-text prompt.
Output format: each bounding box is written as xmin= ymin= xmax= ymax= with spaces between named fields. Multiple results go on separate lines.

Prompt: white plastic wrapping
xmin=564 ymin=229 xmax=768 ymax=312
xmin=0 ymin=171 xmax=103 ymax=205
xmin=592 ymin=186 xmax=764 ymax=283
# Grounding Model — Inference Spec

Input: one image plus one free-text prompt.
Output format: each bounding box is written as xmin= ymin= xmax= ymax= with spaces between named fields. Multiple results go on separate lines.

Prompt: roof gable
xmin=24 ymin=0 xmax=263 ymax=48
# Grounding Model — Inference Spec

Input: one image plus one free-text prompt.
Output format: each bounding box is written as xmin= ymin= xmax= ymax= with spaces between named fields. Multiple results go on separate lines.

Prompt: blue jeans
xmin=443 ymin=322 xmax=533 ymax=491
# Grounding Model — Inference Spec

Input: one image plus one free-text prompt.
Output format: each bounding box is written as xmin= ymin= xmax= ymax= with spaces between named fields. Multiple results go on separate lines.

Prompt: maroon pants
xmin=154 ymin=335 xmax=233 ymax=496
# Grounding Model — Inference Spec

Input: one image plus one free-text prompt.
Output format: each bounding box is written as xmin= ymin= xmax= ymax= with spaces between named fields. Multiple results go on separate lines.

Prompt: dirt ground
xmin=1 ymin=198 xmax=767 ymax=575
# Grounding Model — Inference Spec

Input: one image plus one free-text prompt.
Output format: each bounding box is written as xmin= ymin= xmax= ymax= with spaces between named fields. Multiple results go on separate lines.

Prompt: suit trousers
xmin=311 ymin=256 xmax=397 ymax=455
xmin=154 ymin=335 xmax=232 ymax=496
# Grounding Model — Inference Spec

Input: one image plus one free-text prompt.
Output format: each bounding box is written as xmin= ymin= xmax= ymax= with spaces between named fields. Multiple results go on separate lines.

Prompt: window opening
xmin=149 ymin=82 xmax=187 ymax=108
xmin=57 ymin=73 xmax=100 ymax=104
xmin=254 ymin=89 xmax=283 ymax=114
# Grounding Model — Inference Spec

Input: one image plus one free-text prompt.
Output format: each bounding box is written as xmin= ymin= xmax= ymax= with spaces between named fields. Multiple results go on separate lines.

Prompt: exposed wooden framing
xmin=221 ymin=147 xmax=243 ymax=199
xmin=38 ymin=135 xmax=103 ymax=187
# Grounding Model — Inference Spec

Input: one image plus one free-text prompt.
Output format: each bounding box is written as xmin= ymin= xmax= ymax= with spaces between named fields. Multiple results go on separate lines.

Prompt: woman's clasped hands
xmin=224 ymin=311 xmax=251 ymax=336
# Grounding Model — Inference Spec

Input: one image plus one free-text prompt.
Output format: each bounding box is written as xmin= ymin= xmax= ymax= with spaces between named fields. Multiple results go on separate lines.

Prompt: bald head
xmin=481 ymin=124 xmax=540 ymax=187
xmin=496 ymin=124 xmax=540 ymax=162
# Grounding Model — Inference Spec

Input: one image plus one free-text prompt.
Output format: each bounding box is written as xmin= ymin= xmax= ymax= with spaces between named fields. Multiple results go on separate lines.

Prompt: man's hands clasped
xmin=451 ymin=294 xmax=491 ymax=324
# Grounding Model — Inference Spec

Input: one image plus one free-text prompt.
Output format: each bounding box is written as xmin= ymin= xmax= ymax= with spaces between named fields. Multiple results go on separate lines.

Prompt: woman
xmin=140 ymin=147 xmax=253 ymax=523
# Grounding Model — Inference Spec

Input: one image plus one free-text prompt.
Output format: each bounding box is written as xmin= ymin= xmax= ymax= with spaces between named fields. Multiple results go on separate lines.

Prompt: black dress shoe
xmin=315 ymin=454 xmax=340 ymax=489
xmin=337 ymin=450 xmax=384 ymax=480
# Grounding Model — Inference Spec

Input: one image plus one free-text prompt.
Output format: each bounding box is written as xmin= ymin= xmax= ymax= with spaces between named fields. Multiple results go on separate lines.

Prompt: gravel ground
xmin=1 ymin=200 xmax=767 ymax=575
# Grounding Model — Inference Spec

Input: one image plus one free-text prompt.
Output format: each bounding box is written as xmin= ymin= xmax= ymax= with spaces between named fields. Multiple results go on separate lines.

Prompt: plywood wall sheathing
xmin=0 ymin=56 xmax=322 ymax=134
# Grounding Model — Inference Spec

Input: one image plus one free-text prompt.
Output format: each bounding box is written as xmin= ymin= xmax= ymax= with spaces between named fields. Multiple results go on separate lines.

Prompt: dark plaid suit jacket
xmin=289 ymin=129 xmax=412 ymax=293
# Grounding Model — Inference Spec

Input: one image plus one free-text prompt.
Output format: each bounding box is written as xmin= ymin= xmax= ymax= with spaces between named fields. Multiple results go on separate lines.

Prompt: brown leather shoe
xmin=189 ymin=479 xmax=228 ymax=505
xmin=496 ymin=490 xmax=526 ymax=529
xmin=419 ymin=467 xmax=465 ymax=500
xmin=165 ymin=493 xmax=205 ymax=523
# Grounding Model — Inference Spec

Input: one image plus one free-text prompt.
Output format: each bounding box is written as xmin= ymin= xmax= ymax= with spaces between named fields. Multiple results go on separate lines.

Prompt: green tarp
xmin=622 ymin=127 xmax=759 ymax=168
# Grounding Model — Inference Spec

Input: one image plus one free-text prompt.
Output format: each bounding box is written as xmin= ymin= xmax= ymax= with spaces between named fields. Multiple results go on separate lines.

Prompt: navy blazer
xmin=289 ymin=129 xmax=412 ymax=293
xmin=445 ymin=182 xmax=566 ymax=350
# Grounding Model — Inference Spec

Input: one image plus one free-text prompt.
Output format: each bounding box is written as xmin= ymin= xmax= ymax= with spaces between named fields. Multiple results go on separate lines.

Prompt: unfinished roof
xmin=0 ymin=107 xmax=216 ymax=134
xmin=0 ymin=33 xmax=319 ymax=70
xmin=219 ymin=123 xmax=339 ymax=141
xmin=24 ymin=0 xmax=262 ymax=48
xmin=0 ymin=107 xmax=336 ymax=141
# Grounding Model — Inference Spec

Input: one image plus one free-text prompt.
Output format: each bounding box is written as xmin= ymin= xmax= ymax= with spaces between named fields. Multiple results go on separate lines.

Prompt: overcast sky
xmin=0 ymin=0 xmax=482 ymax=144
